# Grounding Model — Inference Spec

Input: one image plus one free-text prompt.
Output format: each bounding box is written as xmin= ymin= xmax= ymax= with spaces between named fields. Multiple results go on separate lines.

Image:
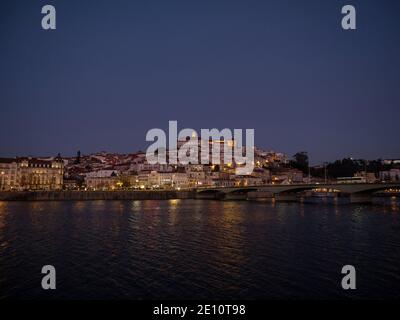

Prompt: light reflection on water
xmin=0 ymin=199 xmax=399 ymax=300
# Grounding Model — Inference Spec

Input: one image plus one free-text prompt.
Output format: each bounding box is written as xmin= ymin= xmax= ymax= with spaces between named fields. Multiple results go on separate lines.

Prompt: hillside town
xmin=0 ymin=143 xmax=399 ymax=192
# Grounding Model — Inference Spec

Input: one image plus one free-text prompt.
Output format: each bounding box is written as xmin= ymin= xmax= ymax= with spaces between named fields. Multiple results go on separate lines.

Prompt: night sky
xmin=0 ymin=0 xmax=399 ymax=164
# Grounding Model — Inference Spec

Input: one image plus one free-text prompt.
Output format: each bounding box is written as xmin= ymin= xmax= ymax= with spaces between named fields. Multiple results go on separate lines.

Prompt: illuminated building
xmin=0 ymin=156 xmax=64 ymax=191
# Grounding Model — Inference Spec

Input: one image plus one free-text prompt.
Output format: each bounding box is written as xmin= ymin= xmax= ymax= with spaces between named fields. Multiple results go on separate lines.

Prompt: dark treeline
xmin=317 ymin=159 xmax=392 ymax=179
xmin=287 ymin=152 xmax=398 ymax=179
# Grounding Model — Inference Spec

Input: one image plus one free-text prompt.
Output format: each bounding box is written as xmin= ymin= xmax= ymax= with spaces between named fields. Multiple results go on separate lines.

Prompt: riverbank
xmin=0 ymin=190 xmax=398 ymax=204
xmin=0 ymin=190 xmax=196 ymax=201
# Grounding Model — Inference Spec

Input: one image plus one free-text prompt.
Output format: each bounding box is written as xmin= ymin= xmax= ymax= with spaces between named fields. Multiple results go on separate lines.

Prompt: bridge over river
xmin=195 ymin=182 xmax=400 ymax=203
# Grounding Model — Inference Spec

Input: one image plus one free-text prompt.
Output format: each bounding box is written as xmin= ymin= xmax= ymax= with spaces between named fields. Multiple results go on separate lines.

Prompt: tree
xmin=326 ymin=158 xmax=359 ymax=178
xmin=290 ymin=152 xmax=309 ymax=174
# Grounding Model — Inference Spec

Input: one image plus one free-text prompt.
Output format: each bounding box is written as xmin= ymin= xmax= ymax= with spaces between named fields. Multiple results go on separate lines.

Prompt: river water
xmin=0 ymin=199 xmax=399 ymax=299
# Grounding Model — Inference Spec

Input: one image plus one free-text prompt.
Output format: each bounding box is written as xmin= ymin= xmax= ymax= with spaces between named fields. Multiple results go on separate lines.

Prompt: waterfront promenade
xmin=0 ymin=190 xmax=195 ymax=201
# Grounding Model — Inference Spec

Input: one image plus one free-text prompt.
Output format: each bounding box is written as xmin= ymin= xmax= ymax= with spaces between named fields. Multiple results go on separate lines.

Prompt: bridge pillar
xmin=274 ymin=193 xmax=298 ymax=202
xmin=350 ymin=193 xmax=372 ymax=204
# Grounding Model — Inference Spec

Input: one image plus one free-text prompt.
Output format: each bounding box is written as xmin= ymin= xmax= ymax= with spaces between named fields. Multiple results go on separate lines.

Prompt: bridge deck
xmin=196 ymin=183 xmax=400 ymax=195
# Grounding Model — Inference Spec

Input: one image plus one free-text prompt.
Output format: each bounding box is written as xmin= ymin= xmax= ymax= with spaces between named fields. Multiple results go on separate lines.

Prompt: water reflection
xmin=0 ymin=200 xmax=399 ymax=299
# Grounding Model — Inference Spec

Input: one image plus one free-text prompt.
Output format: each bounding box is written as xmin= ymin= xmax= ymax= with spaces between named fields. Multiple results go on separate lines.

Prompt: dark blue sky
xmin=1 ymin=0 xmax=399 ymax=163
